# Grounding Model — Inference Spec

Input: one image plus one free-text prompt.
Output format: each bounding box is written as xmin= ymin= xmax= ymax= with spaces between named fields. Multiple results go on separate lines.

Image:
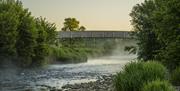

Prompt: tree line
xmin=0 ymin=0 xmax=87 ymax=68
xmin=0 ymin=0 xmax=57 ymax=67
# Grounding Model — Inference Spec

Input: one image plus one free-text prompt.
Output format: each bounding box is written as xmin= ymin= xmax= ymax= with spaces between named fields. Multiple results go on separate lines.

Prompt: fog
xmin=0 ymin=39 xmax=137 ymax=91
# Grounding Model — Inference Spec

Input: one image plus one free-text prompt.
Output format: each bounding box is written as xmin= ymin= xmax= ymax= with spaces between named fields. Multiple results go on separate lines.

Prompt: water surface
xmin=0 ymin=54 xmax=136 ymax=91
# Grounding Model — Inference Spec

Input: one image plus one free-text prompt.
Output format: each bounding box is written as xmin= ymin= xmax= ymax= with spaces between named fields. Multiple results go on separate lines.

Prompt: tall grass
xmin=142 ymin=80 xmax=175 ymax=91
xmin=170 ymin=67 xmax=180 ymax=86
xmin=50 ymin=46 xmax=87 ymax=63
xmin=114 ymin=61 xmax=167 ymax=91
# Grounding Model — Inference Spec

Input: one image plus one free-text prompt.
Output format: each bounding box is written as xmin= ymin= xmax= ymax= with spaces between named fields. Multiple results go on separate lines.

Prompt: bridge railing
xmin=58 ymin=31 xmax=132 ymax=39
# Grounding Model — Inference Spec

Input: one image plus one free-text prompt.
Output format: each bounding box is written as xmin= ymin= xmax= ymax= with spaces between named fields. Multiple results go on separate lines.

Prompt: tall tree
xmin=61 ymin=18 xmax=86 ymax=31
xmin=130 ymin=0 xmax=180 ymax=70
xmin=152 ymin=0 xmax=180 ymax=70
xmin=35 ymin=17 xmax=57 ymax=44
xmin=32 ymin=17 xmax=57 ymax=66
xmin=0 ymin=0 xmax=58 ymax=67
xmin=130 ymin=0 xmax=161 ymax=61
xmin=16 ymin=11 xmax=37 ymax=67
xmin=0 ymin=11 xmax=19 ymax=58
xmin=0 ymin=0 xmax=21 ymax=61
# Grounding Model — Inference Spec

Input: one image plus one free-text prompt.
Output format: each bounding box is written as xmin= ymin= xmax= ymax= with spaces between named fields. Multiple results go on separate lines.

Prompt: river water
xmin=0 ymin=40 xmax=136 ymax=91
xmin=0 ymin=54 xmax=136 ymax=91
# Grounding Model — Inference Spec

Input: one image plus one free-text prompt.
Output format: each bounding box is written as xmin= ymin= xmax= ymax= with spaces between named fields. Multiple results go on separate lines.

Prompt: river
xmin=0 ymin=40 xmax=136 ymax=91
xmin=0 ymin=54 xmax=136 ymax=91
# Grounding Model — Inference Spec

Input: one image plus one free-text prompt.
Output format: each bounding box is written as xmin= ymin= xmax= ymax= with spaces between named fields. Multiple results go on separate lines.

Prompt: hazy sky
xmin=20 ymin=0 xmax=144 ymax=31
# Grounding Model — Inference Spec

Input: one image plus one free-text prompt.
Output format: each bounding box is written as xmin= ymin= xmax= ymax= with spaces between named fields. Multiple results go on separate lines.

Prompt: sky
xmin=20 ymin=0 xmax=144 ymax=31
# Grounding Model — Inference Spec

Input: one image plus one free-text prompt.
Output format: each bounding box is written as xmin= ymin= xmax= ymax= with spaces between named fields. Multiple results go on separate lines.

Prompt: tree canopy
xmin=130 ymin=0 xmax=180 ymax=70
xmin=130 ymin=0 xmax=160 ymax=61
xmin=61 ymin=18 xmax=86 ymax=31
xmin=0 ymin=0 xmax=57 ymax=67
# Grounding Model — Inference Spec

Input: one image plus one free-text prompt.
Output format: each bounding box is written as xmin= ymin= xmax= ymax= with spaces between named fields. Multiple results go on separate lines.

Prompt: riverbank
xmin=23 ymin=75 xmax=115 ymax=91
xmin=24 ymin=74 xmax=180 ymax=91
xmin=61 ymin=75 xmax=114 ymax=91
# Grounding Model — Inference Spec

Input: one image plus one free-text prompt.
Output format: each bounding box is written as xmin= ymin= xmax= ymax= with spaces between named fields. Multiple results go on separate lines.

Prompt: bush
xmin=52 ymin=47 xmax=87 ymax=63
xmin=170 ymin=67 xmax=180 ymax=86
xmin=114 ymin=61 xmax=167 ymax=91
xmin=142 ymin=80 xmax=175 ymax=91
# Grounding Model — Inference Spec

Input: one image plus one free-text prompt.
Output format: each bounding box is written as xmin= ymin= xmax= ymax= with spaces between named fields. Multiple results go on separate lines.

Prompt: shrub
xmin=114 ymin=61 xmax=167 ymax=91
xmin=52 ymin=47 xmax=87 ymax=63
xmin=170 ymin=67 xmax=180 ymax=86
xmin=142 ymin=80 xmax=175 ymax=91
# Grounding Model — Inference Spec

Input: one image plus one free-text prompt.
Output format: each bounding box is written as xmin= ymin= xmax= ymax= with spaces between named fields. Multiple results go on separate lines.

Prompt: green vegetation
xmin=0 ymin=0 xmax=57 ymax=68
xmin=129 ymin=0 xmax=180 ymax=70
xmin=61 ymin=18 xmax=86 ymax=31
xmin=58 ymin=38 xmax=118 ymax=57
xmin=0 ymin=0 xmax=118 ymax=67
xmin=115 ymin=0 xmax=180 ymax=90
xmin=51 ymin=47 xmax=87 ymax=63
xmin=0 ymin=0 xmax=99 ymax=68
xmin=130 ymin=0 xmax=160 ymax=61
xmin=142 ymin=80 xmax=175 ymax=91
xmin=47 ymin=38 xmax=119 ymax=64
xmin=114 ymin=61 xmax=167 ymax=91
xmin=170 ymin=67 xmax=180 ymax=86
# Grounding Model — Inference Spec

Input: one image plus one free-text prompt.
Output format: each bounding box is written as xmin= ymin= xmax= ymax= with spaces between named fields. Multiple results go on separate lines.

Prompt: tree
xmin=79 ymin=26 xmax=86 ymax=31
xmin=152 ymin=0 xmax=180 ymax=70
xmin=0 ymin=0 xmax=21 ymax=63
xmin=130 ymin=0 xmax=161 ymax=61
xmin=130 ymin=0 xmax=180 ymax=70
xmin=16 ymin=11 xmax=37 ymax=67
xmin=61 ymin=18 xmax=86 ymax=31
xmin=0 ymin=12 xmax=19 ymax=58
xmin=32 ymin=17 xmax=57 ymax=66
xmin=0 ymin=0 xmax=58 ymax=67
xmin=35 ymin=17 xmax=57 ymax=44
xmin=33 ymin=29 xmax=49 ymax=66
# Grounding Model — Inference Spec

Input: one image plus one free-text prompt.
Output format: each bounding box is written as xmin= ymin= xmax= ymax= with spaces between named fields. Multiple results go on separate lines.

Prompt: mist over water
xmin=0 ymin=39 xmax=136 ymax=91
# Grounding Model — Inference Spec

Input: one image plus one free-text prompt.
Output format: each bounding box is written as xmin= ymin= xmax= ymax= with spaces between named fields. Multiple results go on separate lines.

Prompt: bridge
xmin=58 ymin=31 xmax=132 ymax=39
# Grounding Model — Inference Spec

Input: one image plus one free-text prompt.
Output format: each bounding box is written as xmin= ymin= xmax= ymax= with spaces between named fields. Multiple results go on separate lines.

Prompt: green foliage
xmin=152 ymin=0 xmax=180 ymax=70
xmin=158 ymin=38 xmax=180 ymax=70
xmin=32 ymin=17 xmax=57 ymax=66
xmin=114 ymin=61 xmax=167 ymax=91
xmin=0 ymin=0 xmax=20 ymax=58
xmin=35 ymin=17 xmax=57 ymax=44
xmin=130 ymin=0 xmax=180 ymax=70
xmin=59 ymin=38 xmax=118 ymax=58
xmin=52 ymin=47 xmax=87 ymax=63
xmin=124 ymin=46 xmax=137 ymax=54
xmin=61 ymin=18 xmax=86 ymax=31
xmin=142 ymin=80 xmax=175 ymax=91
xmin=51 ymin=38 xmax=118 ymax=63
xmin=170 ymin=67 xmax=180 ymax=86
xmin=33 ymin=44 xmax=50 ymax=66
xmin=16 ymin=12 xmax=37 ymax=67
xmin=130 ymin=0 xmax=161 ymax=61
xmin=79 ymin=26 xmax=86 ymax=31
xmin=0 ymin=0 xmax=57 ymax=67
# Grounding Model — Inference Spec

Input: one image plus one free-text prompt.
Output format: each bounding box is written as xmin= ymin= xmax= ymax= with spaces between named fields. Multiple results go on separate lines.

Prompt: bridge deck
xmin=59 ymin=31 xmax=131 ymax=38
